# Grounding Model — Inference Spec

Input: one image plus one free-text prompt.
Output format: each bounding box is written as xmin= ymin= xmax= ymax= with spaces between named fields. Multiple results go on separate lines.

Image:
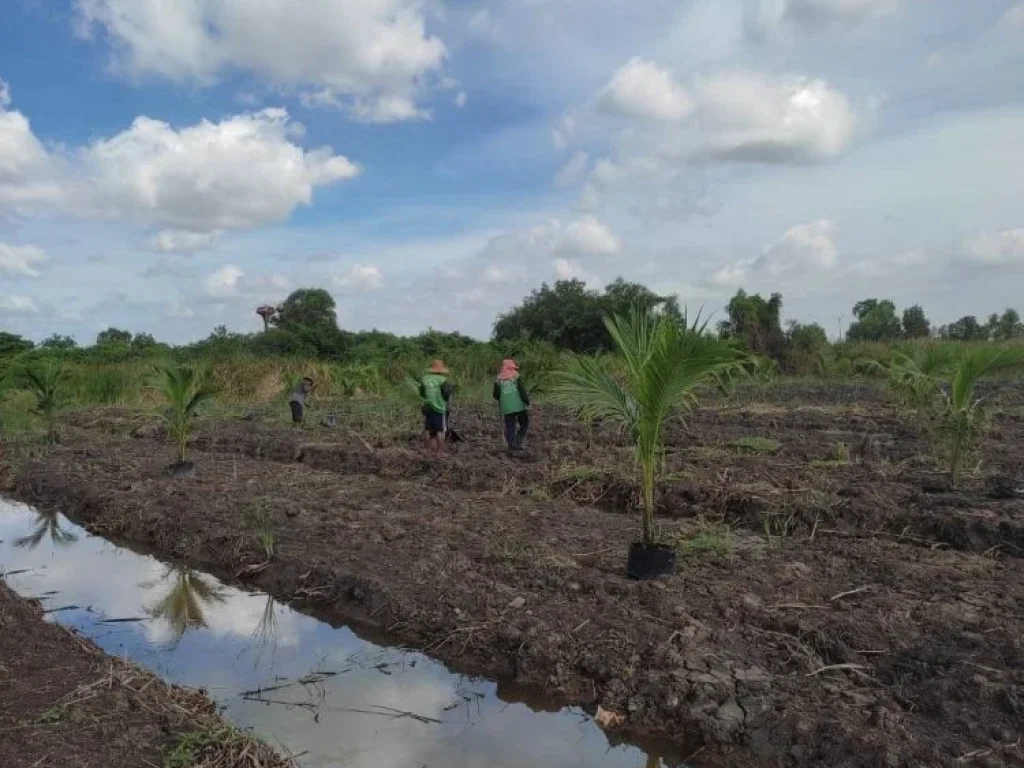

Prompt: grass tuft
xmin=734 ymin=437 xmax=782 ymax=455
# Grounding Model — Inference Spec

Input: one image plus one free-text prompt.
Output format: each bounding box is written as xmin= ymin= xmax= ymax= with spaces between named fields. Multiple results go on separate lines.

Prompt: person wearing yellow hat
xmin=419 ymin=360 xmax=453 ymax=457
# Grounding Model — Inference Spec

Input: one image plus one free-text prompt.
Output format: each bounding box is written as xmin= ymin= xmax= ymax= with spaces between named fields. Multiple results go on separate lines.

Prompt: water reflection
xmin=13 ymin=507 xmax=78 ymax=550
xmin=0 ymin=499 xmax=692 ymax=768
xmin=147 ymin=568 xmax=226 ymax=643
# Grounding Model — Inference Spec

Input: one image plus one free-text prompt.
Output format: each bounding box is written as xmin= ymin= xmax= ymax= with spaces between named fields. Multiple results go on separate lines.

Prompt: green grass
xmin=250 ymin=510 xmax=276 ymax=560
xmin=733 ymin=436 xmax=782 ymax=454
xmin=678 ymin=523 xmax=733 ymax=556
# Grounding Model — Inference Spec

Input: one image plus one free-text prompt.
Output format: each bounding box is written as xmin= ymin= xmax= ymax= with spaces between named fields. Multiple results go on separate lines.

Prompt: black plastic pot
xmin=167 ymin=461 xmax=196 ymax=478
xmin=626 ymin=542 xmax=677 ymax=580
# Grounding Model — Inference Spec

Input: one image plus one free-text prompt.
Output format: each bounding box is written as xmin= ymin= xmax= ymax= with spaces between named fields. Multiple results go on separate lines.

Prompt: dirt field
xmin=0 ymin=582 xmax=293 ymax=768
xmin=3 ymin=381 xmax=1023 ymax=767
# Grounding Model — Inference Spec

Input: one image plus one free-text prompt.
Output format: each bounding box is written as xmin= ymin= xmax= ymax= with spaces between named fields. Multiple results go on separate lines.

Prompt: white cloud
xmin=349 ymin=95 xmax=430 ymax=124
xmin=203 ymin=264 xmax=245 ymax=298
xmin=148 ymin=229 xmax=222 ymax=253
xmin=0 ymin=86 xmax=359 ymax=236
xmin=551 ymin=114 xmax=576 ymax=151
xmin=0 ymin=78 xmax=9 ymax=108
xmin=598 ymin=58 xmax=694 ymax=122
xmin=454 ymin=90 xmax=468 ymax=108
xmin=753 ymin=219 xmax=838 ymax=275
xmin=679 ymin=71 xmax=858 ymax=164
xmin=80 ymin=108 xmax=360 ymax=232
xmin=706 ymin=219 xmax=838 ymax=288
xmin=75 ymin=0 xmax=446 ymax=120
xmin=0 ymin=244 xmax=48 ymax=278
xmin=586 ymin=64 xmax=860 ymax=171
xmin=553 ymin=257 xmax=593 ymax=282
xmin=562 ymin=215 xmax=621 ymax=255
xmin=0 ymin=295 xmax=40 ymax=314
xmin=964 ymin=229 xmax=1024 ymax=265
xmin=332 ymin=264 xmax=384 ymax=292
xmin=166 ymin=302 xmax=196 ymax=319
xmin=1001 ymin=3 xmax=1024 ymax=33
xmin=554 ymin=150 xmax=590 ymax=187
xmin=747 ymin=0 xmax=902 ymax=37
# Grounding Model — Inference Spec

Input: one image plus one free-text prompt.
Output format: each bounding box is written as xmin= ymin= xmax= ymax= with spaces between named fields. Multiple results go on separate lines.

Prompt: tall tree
xmin=40 ymin=334 xmax=77 ymax=350
xmin=718 ymin=290 xmax=786 ymax=359
xmin=846 ymin=299 xmax=902 ymax=342
xmin=0 ymin=331 xmax=34 ymax=357
xmin=271 ymin=288 xmax=347 ymax=357
xmin=493 ymin=279 xmax=679 ymax=353
xmin=96 ymin=327 xmax=132 ymax=346
xmin=940 ymin=316 xmax=988 ymax=341
xmin=989 ymin=308 xmax=1023 ymax=341
xmin=901 ymin=305 xmax=931 ymax=338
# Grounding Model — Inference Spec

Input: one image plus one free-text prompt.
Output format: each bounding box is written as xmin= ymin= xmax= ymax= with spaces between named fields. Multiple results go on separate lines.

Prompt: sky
xmin=1 ymin=0 xmax=1023 ymax=344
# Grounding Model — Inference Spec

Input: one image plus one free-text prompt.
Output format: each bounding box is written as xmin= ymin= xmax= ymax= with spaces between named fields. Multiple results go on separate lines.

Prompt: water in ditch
xmin=0 ymin=499 xmax=697 ymax=768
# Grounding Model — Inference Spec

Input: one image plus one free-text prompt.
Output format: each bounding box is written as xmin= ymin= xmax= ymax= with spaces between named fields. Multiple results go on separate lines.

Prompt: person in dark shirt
xmin=493 ymin=359 xmax=530 ymax=450
xmin=288 ymin=376 xmax=314 ymax=427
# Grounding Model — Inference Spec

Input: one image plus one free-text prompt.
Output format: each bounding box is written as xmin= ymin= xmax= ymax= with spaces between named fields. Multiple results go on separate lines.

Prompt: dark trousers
xmin=503 ymin=411 xmax=529 ymax=448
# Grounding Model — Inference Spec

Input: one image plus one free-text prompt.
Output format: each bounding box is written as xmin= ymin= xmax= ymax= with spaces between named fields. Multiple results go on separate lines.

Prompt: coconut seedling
xmin=153 ymin=362 xmax=217 ymax=470
xmin=894 ymin=345 xmax=1024 ymax=485
xmin=550 ymin=308 xmax=748 ymax=579
xmin=20 ymin=361 xmax=66 ymax=443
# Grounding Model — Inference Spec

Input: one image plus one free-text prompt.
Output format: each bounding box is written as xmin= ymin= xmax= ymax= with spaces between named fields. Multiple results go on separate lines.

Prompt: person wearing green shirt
xmin=492 ymin=359 xmax=531 ymax=451
xmin=419 ymin=360 xmax=453 ymax=457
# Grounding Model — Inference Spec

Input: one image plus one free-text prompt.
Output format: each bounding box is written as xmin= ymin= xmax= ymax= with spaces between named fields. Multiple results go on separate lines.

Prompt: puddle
xmin=0 ymin=500 xmax=696 ymax=768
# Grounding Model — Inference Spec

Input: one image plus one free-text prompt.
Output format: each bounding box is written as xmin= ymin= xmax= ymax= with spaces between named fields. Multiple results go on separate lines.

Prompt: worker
xmin=419 ymin=360 xmax=453 ymax=457
xmin=288 ymin=376 xmax=314 ymax=427
xmin=493 ymin=359 xmax=530 ymax=451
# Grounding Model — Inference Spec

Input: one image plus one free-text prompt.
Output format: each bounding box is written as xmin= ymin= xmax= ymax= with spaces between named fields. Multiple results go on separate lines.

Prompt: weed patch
xmin=734 ymin=437 xmax=782 ymax=455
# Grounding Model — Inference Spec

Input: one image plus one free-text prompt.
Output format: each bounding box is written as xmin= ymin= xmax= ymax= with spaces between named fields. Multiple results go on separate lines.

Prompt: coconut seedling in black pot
xmin=152 ymin=363 xmax=217 ymax=477
xmin=551 ymin=308 xmax=748 ymax=579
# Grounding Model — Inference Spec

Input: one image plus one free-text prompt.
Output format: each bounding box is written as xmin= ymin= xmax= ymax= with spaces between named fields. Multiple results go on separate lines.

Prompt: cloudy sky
xmin=1 ymin=0 xmax=1022 ymax=344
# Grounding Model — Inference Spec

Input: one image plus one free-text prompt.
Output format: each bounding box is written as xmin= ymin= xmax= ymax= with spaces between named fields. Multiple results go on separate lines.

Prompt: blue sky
xmin=1 ymin=0 xmax=1023 ymax=344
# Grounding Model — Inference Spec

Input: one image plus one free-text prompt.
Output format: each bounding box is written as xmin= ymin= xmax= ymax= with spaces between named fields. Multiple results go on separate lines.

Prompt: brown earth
xmin=0 ymin=582 xmax=293 ymax=768
xmin=5 ymin=381 xmax=1024 ymax=767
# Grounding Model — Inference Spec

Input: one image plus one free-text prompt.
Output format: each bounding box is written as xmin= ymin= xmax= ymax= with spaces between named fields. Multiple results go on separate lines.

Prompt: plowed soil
xmin=4 ymin=381 xmax=1024 ymax=767
xmin=0 ymin=582 xmax=291 ymax=768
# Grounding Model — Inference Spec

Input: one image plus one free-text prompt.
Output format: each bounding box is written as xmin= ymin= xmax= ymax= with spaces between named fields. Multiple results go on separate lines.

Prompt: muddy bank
xmin=0 ymin=581 xmax=292 ymax=768
xmin=5 ymin=436 xmax=1023 ymax=767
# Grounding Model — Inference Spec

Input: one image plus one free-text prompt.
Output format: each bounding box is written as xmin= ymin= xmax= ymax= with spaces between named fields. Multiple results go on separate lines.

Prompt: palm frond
xmin=548 ymin=355 xmax=637 ymax=432
xmin=949 ymin=346 xmax=1024 ymax=411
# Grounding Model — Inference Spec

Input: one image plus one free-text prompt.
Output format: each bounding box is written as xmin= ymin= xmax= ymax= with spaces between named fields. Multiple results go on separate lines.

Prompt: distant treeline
xmin=2 ymin=280 xmax=1022 ymax=384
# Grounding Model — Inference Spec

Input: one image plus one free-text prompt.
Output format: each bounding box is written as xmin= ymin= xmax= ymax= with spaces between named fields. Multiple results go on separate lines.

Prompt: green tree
xmin=0 ymin=331 xmax=33 ymax=357
xmin=989 ymin=309 xmax=1023 ymax=341
xmin=153 ymin=363 xmax=217 ymax=464
xmin=40 ymin=334 xmax=77 ymax=350
xmin=272 ymin=288 xmax=348 ymax=357
xmin=846 ymin=299 xmax=902 ymax=342
xmin=550 ymin=309 xmax=747 ymax=549
xmin=785 ymin=322 xmax=829 ymax=374
xmin=718 ymin=290 xmax=786 ymax=360
xmin=96 ymin=327 xmax=133 ymax=346
xmin=901 ymin=305 xmax=931 ymax=339
xmin=493 ymin=279 xmax=680 ymax=353
xmin=939 ymin=316 xmax=988 ymax=341
xmin=132 ymin=332 xmax=157 ymax=350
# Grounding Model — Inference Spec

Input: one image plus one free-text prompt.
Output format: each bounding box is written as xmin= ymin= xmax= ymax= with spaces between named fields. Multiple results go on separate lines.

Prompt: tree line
xmin=2 ymin=281 xmax=1022 ymax=371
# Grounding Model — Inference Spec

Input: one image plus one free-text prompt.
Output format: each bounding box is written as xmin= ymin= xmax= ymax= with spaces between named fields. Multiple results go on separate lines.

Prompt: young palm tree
xmin=21 ymin=362 xmax=66 ymax=443
xmin=153 ymin=363 xmax=217 ymax=464
xmin=887 ymin=344 xmax=954 ymax=414
xmin=896 ymin=346 xmax=1024 ymax=484
xmin=550 ymin=309 xmax=748 ymax=550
